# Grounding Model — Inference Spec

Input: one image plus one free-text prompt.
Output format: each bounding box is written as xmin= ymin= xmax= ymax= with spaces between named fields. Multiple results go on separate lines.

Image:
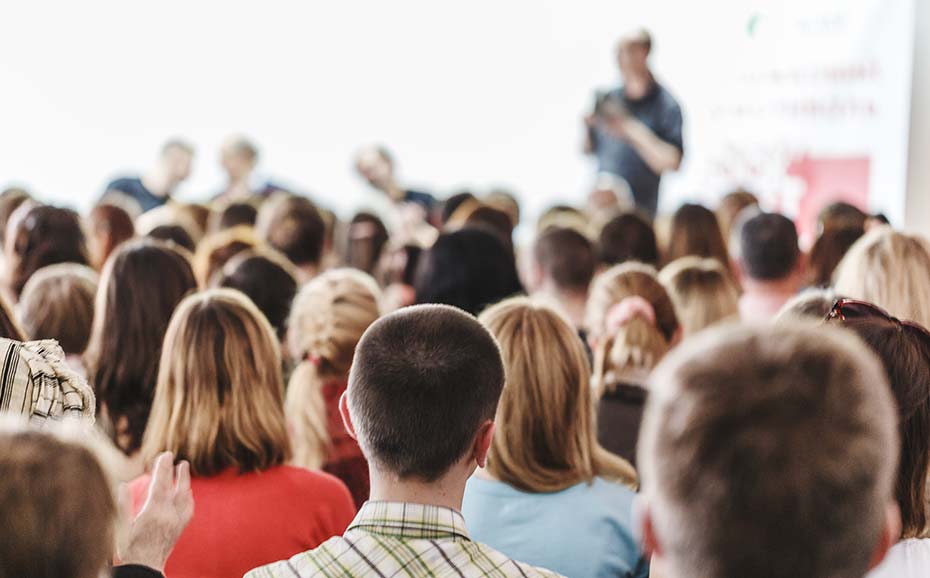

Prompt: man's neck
xmin=141 ymin=169 xmax=172 ymax=198
xmin=534 ymin=284 xmax=588 ymax=330
xmin=741 ymin=275 xmax=799 ymax=298
xmin=368 ymin=465 xmax=469 ymax=512
xmin=623 ymin=70 xmax=655 ymax=101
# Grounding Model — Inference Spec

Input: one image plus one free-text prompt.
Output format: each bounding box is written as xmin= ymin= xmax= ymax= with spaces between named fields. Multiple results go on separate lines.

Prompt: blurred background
xmin=1 ymin=0 xmax=927 ymax=239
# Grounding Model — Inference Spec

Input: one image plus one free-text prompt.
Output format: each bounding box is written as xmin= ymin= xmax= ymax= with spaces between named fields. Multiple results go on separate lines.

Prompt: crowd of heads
xmin=1 ymin=139 xmax=929 ymax=578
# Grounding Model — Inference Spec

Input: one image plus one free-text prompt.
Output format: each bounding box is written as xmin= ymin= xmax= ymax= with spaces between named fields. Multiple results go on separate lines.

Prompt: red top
xmin=322 ymin=380 xmax=370 ymax=508
xmin=130 ymin=465 xmax=355 ymax=578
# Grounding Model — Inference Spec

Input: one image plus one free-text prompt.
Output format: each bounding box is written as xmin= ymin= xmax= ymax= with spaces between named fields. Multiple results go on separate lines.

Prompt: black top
xmin=103 ymin=177 xmax=168 ymax=214
xmin=112 ymin=565 xmax=163 ymax=578
xmin=596 ymin=382 xmax=648 ymax=467
xmin=591 ymin=82 xmax=684 ymax=218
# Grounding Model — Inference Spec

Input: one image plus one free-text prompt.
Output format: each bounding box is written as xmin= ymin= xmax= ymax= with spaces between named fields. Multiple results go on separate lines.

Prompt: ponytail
xmin=286 ymin=359 xmax=330 ymax=470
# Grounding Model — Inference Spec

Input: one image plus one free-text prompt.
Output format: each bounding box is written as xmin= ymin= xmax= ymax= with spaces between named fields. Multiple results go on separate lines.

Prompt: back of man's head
xmin=534 ymin=227 xmax=595 ymax=293
xmin=738 ymin=212 xmax=799 ymax=281
xmin=639 ymin=323 xmax=898 ymax=578
xmin=348 ymin=304 xmax=505 ymax=481
xmin=258 ymin=196 xmax=326 ymax=268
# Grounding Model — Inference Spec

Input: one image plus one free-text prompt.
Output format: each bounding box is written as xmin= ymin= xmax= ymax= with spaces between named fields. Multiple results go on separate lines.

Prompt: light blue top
xmin=462 ymin=476 xmax=648 ymax=578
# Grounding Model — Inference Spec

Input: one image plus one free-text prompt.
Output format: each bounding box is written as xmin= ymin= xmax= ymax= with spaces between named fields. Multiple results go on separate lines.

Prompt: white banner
xmin=661 ymin=0 xmax=915 ymax=242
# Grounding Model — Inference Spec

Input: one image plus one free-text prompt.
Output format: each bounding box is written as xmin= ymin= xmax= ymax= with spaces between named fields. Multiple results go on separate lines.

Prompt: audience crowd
xmin=1 ymin=134 xmax=929 ymax=578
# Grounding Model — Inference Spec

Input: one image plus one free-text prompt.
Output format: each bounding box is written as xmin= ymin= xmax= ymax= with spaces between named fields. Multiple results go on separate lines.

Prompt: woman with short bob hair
xmin=463 ymin=297 xmax=645 ymax=578
xmin=132 ymin=289 xmax=355 ymax=578
xmin=658 ymin=256 xmax=739 ymax=338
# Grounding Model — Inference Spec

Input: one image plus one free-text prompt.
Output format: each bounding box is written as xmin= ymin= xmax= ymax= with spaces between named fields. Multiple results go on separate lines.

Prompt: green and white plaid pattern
xmin=245 ymin=501 xmax=564 ymax=578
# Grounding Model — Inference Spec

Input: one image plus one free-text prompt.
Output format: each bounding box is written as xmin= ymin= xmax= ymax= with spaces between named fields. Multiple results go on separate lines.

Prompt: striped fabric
xmin=246 ymin=501 xmax=564 ymax=578
xmin=0 ymin=338 xmax=94 ymax=425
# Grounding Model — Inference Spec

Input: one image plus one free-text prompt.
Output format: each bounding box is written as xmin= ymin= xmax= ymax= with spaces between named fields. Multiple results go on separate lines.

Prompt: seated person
xmin=0 ymin=422 xmax=193 ymax=578
xmin=529 ymin=227 xmax=596 ymax=332
xmin=131 ymin=289 xmax=355 ymax=578
xmin=102 ymin=139 xmax=194 ymax=215
xmin=285 ymin=269 xmax=382 ymax=507
xmin=733 ymin=211 xmax=803 ymax=322
xmin=464 ymin=298 xmax=645 ymax=578
xmin=248 ymin=304 xmax=561 ymax=578
xmin=638 ymin=322 xmax=901 ymax=578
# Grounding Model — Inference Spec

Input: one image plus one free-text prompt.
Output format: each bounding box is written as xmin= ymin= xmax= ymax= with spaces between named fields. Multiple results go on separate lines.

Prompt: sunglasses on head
xmin=825 ymin=298 xmax=930 ymax=343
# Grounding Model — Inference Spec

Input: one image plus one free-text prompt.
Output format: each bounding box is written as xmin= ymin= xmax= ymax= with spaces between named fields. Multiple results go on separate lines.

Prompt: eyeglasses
xmin=825 ymin=298 xmax=930 ymax=344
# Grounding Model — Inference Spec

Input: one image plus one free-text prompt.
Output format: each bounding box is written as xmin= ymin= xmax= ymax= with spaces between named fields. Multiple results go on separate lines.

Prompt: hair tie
xmin=305 ymin=352 xmax=322 ymax=368
xmin=605 ymin=296 xmax=656 ymax=334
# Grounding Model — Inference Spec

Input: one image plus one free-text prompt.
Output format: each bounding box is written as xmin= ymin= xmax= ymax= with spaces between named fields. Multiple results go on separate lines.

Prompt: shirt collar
xmin=347 ymin=501 xmax=471 ymax=542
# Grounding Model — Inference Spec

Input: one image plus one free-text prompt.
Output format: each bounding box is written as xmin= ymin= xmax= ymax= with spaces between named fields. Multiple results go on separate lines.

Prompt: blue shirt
xmin=103 ymin=177 xmax=168 ymax=214
xmin=592 ymin=82 xmax=683 ymax=218
xmin=462 ymin=476 xmax=648 ymax=578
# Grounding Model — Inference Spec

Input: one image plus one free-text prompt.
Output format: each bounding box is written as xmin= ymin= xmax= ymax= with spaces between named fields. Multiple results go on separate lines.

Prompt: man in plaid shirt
xmin=247 ymin=305 xmax=562 ymax=578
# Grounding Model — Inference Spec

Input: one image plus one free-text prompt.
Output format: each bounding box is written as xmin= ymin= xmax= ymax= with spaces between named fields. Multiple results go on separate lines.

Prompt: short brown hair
xmin=534 ymin=227 xmax=596 ymax=292
xmin=348 ymin=304 xmax=504 ymax=481
xmin=142 ymin=289 xmax=291 ymax=476
xmin=639 ymin=323 xmax=898 ymax=578
xmin=258 ymin=195 xmax=326 ymax=268
xmin=0 ymin=421 xmax=116 ymax=578
xmin=18 ymin=264 xmax=98 ymax=354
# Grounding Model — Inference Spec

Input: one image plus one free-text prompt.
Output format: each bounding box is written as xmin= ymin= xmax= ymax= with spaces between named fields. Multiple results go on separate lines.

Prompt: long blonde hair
xmin=833 ymin=227 xmax=930 ymax=328
xmin=586 ymin=262 xmax=679 ymax=393
xmin=141 ymin=288 xmax=291 ymax=477
xmin=479 ymin=297 xmax=637 ymax=492
xmin=286 ymin=269 xmax=382 ymax=469
xmin=659 ymin=256 xmax=739 ymax=337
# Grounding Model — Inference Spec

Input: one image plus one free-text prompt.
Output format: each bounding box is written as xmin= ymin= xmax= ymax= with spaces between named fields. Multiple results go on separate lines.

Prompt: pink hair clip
xmin=605 ymin=296 xmax=656 ymax=334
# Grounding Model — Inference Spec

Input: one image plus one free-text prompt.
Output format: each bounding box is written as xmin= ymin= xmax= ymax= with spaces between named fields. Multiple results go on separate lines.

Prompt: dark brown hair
xmin=8 ymin=206 xmax=89 ymax=298
xmin=598 ymin=212 xmax=659 ymax=267
xmin=807 ymin=226 xmax=864 ymax=287
xmin=665 ymin=203 xmax=729 ymax=269
xmin=0 ymin=294 xmax=25 ymax=341
xmin=344 ymin=212 xmax=389 ymax=275
xmin=85 ymin=239 xmax=196 ymax=454
xmin=219 ymin=252 xmax=297 ymax=340
xmin=348 ymin=304 xmax=505 ymax=481
xmin=534 ymin=227 xmax=596 ymax=292
xmin=259 ymin=196 xmax=326 ymax=267
xmin=828 ymin=316 xmax=930 ymax=538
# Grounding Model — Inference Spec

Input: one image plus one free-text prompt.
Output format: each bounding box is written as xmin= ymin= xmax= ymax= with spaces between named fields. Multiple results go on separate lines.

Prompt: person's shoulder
xmin=654 ymin=83 xmax=682 ymax=110
xmin=269 ymin=465 xmax=354 ymax=502
xmin=869 ymin=538 xmax=930 ymax=578
xmin=468 ymin=539 xmax=565 ymax=578
xmin=244 ymin=536 xmax=349 ymax=578
xmin=106 ymin=176 xmax=142 ymax=191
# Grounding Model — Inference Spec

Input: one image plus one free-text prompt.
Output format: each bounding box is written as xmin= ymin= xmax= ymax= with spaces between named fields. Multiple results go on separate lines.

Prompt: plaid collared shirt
xmin=245 ymin=501 xmax=564 ymax=578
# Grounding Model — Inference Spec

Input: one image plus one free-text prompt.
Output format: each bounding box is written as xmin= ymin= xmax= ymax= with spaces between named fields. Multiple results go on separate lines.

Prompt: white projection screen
xmin=0 ymin=0 xmax=915 ymax=241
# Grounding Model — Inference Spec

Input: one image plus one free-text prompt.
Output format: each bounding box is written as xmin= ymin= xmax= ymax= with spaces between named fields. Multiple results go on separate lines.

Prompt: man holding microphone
xmin=585 ymin=29 xmax=684 ymax=218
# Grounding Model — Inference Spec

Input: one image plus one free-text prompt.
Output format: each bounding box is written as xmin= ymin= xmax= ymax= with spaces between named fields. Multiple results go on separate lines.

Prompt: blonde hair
xmin=286 ymin=269 xmax=382 ymax=469
xmin=658 ymin=257 xmax=739 ymax=338
xmin=479 ymin=297 xmax=637 ymax=492
xmin=141 ymin=289 xmax=290 ymax=477
xmin=586 ymin=262 xmax=679 ymax=393
xmin=833 ymin=227 xmax=930 ymax=328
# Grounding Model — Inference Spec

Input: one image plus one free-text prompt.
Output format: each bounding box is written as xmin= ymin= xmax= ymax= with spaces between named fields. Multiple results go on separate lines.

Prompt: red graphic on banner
xmin=786 ymin=155 xmax=870 ymax=242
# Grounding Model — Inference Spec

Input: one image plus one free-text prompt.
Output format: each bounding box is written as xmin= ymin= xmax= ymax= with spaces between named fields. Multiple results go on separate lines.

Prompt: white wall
xmin=905 ymin=0 xmax=930 ymax=232
xmin=0 ymin=0 xmax=919 ymax=229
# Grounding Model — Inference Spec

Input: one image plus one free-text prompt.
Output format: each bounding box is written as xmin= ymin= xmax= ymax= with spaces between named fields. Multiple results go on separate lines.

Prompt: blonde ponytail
xmin=285 ymin=269 xmax=382 ymax=471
